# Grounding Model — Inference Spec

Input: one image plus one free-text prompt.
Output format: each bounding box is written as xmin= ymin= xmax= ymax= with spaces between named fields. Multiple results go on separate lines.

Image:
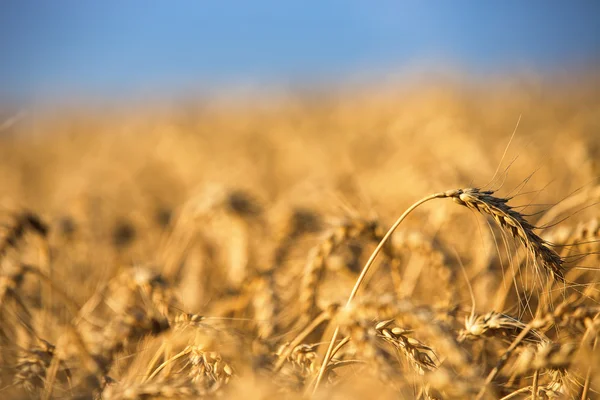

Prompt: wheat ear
xmin=446 ymin=188 xmax=564 ymax=282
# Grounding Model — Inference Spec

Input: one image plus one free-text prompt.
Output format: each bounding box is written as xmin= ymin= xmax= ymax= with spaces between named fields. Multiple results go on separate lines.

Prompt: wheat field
xmin=1 ymin=76 xmax=599 ymax=399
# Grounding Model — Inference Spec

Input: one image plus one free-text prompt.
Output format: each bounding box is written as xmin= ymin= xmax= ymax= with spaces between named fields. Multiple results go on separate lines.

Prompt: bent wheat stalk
xmin=311 ymin=188 xmax=565 ymax=396
xmin=310 ymin=192 xmax=442 ymax=395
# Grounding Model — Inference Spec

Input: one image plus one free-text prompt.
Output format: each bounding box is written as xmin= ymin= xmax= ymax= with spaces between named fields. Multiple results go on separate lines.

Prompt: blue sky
xmin=1 ymin=1 xmax=599 ymax=101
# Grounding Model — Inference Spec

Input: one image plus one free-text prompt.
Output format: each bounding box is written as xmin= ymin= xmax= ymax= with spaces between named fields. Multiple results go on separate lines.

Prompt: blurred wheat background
xmin=1 ymin=2 xmax=600 ymax=399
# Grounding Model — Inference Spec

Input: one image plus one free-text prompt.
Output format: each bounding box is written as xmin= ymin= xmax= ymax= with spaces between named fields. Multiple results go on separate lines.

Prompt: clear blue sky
xmin=1 ymin=1 xmax=599 ymax=101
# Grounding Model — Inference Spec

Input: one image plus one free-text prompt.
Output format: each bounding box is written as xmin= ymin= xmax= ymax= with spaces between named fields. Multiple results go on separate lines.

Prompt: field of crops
xmin=1 ymin=76 xmax=599 ymax=399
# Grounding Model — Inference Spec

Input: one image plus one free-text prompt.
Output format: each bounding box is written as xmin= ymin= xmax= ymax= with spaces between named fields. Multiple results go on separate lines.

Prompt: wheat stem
xmin=311 ymin=192 xmax=445 ymax=396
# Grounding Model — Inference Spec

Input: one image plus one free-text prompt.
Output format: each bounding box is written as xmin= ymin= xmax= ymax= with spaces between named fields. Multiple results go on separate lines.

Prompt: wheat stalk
xmin=312 ymin=187 xmax=566 ymax=395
